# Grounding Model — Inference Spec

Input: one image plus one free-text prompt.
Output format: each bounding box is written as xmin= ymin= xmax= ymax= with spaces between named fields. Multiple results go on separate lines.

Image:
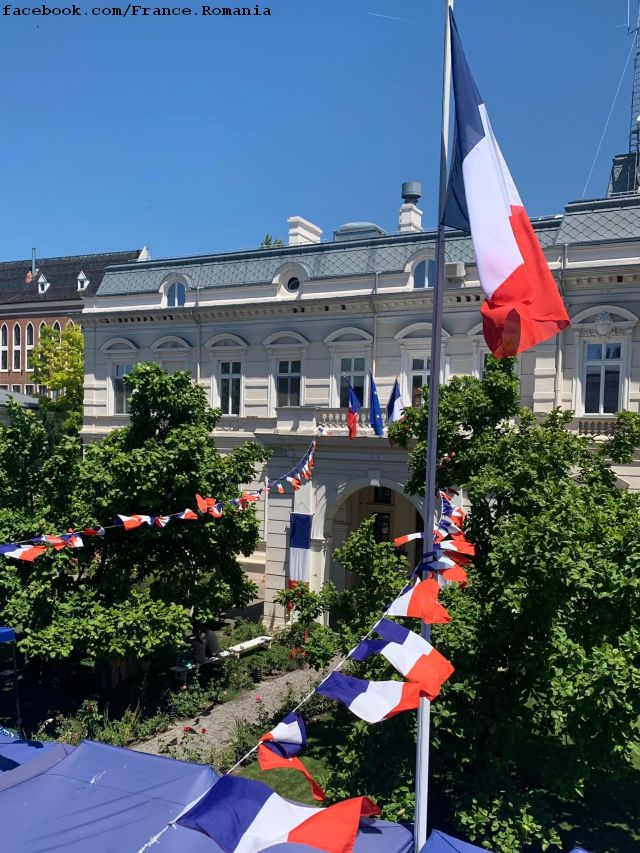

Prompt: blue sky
xmin=0 ymin=0 xmax=636 ymax=260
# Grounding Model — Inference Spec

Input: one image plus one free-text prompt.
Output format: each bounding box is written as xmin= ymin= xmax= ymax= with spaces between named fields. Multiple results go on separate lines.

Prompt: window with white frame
xmin=0 ymin=325 xmax=7 ymax=372
xmin=11 ymin=385 xmax=21 ymax=394
xmin=167 ymin=282 xmax=186 ymax=307
xmin=53 ymin=321 xmax=61 ymax=333
xmin=24 ymin=384 xmax=35 ymax=396
xmin=412 ymin=259 xmax=435 ymax=289
xmin=277 ymin=359 xmax=301 ymax=407
xmin=584 ymin=341 xmax=621 ymax=414
xmin=26 ymin=323 xmax=34 ymax=371
xmin=220 ymin=361 xmax=242 ymax=415
xmin=395 ymin=323 xmax=448 ymax=407
xmin=410 ymin=356 xmax=430 ymax=406
xmin=571 ymin=308 xmax=638 ymax=417
xmin=113 ymin=364 xmax=133 ymax=414
xmin=324 ymin=328 xmax=373 ymax=408
xmin=339 ymin=356 xmax=366 ymax=408
xmin=0 ymin=384 xmax=8 ymax=390
xmin=12 ymin=324 xmax=20 ymax=371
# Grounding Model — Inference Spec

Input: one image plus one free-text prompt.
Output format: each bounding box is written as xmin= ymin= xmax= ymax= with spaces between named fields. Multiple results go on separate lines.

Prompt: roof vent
xmin=401 ymin=181 xmax=422 ymax=205
xmin=399 ymin=181 xmax=423 ymax=233
xmin=333 ymin=222 xmax=386 ymax=242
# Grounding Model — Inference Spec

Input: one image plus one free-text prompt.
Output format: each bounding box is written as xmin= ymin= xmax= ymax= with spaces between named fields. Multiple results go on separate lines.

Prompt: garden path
xmin=132 ymin=665 xmax=322 ymax=759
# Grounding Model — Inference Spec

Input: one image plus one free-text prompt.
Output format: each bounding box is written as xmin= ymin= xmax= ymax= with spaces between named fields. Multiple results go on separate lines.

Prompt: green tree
xmin=287 ymin=360 xmax=640 ymax=852
xmin=259 ymin=233 xmax=284 ymax=249
xmin=31 ymin=324 xmax=84 ymax=434
xmin=0 ymin=364 xmax=270 ymax=665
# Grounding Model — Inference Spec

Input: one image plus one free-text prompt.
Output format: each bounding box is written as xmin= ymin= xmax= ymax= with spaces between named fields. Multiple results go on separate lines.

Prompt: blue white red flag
xmin=349 ymin=619 xmax=453 ymax=699
xmin=386 ymin=577 xmax=450 ymax=624
xmin=0 ymin=543 xmax=46 ymax=561
xmin=444 ymin=11 xmax=569 ymax=357
xmin=258 ymin=712 xmax=325 ymax=801
xmin=116 ymin=514 xmax=152 ymax=530
xmin=289 ymin=513 xmax=312 ymax=583
xmin=176 ymin=774 xmax=378 ymax=853
xmin=386 ymin=379 xmax=405 ymax=423
xmin=368 ymin=373 xmax=384 ymax=436
xmin=316 ymin=671 xmax=426 ymax=723
xmin=346 ymin=384 xmax=362 ymax=440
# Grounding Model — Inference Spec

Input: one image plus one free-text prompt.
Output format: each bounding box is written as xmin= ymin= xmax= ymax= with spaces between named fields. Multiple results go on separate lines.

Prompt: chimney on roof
xmin=287 ymin=216 xmax=323 ymax=246
xmin=31 ymin=248 xmax=36 ymax=277
xmin=398 ymin=181 xmax=423 ymax=233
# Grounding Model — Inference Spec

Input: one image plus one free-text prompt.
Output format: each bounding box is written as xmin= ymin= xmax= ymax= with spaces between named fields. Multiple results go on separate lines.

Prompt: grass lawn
xmin=238 ymin=753 xmax=331 ymax=804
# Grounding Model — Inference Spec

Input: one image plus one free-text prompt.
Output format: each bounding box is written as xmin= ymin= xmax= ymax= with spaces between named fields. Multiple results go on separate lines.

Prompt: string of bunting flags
xmin=166 ymin=490 xmax=475 ymax=853
xmin=0 ymin=441 xmax=317 ymax=563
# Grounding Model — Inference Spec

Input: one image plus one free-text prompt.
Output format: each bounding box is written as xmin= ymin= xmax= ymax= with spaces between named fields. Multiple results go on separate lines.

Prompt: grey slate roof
xmin=0 ymin=250 xmax=142 ymax=305
xmin=95 ymin=195 xmax=640 ymax=298
xmin=556 ymin=196 xmax=640 ymax=244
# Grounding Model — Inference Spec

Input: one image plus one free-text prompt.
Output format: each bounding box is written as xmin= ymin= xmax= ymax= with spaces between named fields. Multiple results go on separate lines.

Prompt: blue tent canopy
xmin=422 ymin=829 xmax=494 ymax=852
xmin=0 ymin=626 xmax=16 ymax=644
xmin=0 ymin=734 xmax=59 ymax=773
xmin=0 ymin=739 xmax=414 ymax=852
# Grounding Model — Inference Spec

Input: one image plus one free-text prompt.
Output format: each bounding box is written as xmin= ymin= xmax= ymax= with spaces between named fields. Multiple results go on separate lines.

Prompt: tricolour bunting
xmin=259 ymin=711 xmax=324 ymax=800
xmin=316 ymin=671 xmax=426 ymax=723
xmin=176 ymin=774 xmax=378 ymax=853
xmin=443 ymin=11 xmax=569 ymax=357
xmin=350 ymin=619 xmax=453 ymax=698
xmin=386 ymin=577 xmax=450 ymax=623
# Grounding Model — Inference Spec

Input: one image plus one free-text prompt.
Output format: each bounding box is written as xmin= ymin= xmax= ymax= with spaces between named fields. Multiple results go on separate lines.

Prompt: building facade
xmin=0 ymin=248 xmax=146 ymax=396
xmin=80 ymin=177 xmax=640 ymax=625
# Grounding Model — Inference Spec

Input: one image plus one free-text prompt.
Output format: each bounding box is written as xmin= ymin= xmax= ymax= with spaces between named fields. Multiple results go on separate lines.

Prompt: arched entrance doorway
xmin=324 ymin=481 xmax=423 ymax=592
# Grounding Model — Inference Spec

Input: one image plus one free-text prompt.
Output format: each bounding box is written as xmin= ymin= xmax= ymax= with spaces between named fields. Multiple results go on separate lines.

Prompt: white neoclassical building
xmin=80 ymin=175 xmax=640 ymax=625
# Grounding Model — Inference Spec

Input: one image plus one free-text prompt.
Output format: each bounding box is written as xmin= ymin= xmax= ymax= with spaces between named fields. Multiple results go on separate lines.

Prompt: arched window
xmin=412 ymin=259 xmax=435 ymax=289
xmin=26 ymin=323 xmax=34 ymax=371
xmin=0 ymin=325 xmax=7 ymax=372
xmin=52 ymin=321 xmax=61 ymax=335
xmin=12 ymin=324 xmax=21 ymax=371
xmin=167 ymin=282 xmax=186 ymax=307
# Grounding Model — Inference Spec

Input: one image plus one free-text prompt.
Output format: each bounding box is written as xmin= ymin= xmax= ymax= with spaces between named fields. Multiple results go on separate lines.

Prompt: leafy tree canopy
xmin=285 ymin=359 xmax=640 ymax=852
xmin=0 ymin=364 xmax=269 ymax=665
xmin=31 ymin=324 xmax=84 ymax=434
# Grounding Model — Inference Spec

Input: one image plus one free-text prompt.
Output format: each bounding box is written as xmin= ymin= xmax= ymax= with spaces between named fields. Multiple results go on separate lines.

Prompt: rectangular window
xmin=220 ymin=361 xmax=241 ymax=415
xmin=113 ymin=364 xmax=133 ymax=414
xmin=584 ymin=342 xmax=621 ymax=414
xmin=24 ymin=384 xmax=35 ymax=396
xmin=339 ymin=357 xmax=366 ymax=408
xmin=0 ymin=385 xmax=8 ymax=390
xmin=11 ymin=385 xmax=21 ymax=394
xmin=410 ymin=356 xmax=430 ymax=407
xmin=372 ymin=512 xmax=391 ymax=543
xmin=277 ymin=359 xmax=301 ymax=407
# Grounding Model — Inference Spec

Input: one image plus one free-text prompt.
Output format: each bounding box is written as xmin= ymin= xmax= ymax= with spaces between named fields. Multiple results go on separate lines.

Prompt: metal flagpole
xmin=414 ymin=0 xmax=453 ymax=848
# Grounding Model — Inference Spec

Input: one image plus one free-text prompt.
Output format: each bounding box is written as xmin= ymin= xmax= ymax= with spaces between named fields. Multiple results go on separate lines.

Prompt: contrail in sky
xmin=367 ymin=11 xmax=415 ymax=23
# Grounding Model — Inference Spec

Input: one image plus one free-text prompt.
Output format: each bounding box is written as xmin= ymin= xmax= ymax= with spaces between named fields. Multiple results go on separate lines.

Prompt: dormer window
xmin=77 ymin=271 xmax=90 ymax=292
xmin=37 ymin=274 xmax=49 ymax=294
xmin=167 ymin=282 xmax=186 ymax=307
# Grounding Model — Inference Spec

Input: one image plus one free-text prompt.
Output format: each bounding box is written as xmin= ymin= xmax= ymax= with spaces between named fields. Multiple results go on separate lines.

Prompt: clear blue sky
xmin=0 ymin=0 xmax=636 ymax=260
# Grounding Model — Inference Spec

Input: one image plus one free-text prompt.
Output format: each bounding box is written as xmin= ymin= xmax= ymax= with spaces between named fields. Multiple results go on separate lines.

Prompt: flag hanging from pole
xmin=443 ymin=10 xmax=569 ymax=358
xmin=289 ymin=512 xmax=312 ymax=583
xmin=368 ymin=373 xmax=384 ymax=436
xmin=347 ymin=384 xmax=362 ymax=439
xmin=386 ymin=379 xmax=404 ymax=423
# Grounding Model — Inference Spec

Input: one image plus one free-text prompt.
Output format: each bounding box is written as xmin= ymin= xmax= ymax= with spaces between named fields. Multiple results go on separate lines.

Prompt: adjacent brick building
xmin=0 ymin=248 xmax=146 ymax=395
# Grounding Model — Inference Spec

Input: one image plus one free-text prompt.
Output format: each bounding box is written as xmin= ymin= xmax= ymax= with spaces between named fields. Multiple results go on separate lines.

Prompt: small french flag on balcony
xmin=289 ymin=512 xmax=312 ymax=584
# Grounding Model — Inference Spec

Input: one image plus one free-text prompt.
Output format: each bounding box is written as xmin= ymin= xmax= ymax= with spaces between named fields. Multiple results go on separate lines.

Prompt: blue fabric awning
xmin=0 ymin=627 xmax=16 ymax=644
xmin=422 ymin=829 xmax=494 ymax=852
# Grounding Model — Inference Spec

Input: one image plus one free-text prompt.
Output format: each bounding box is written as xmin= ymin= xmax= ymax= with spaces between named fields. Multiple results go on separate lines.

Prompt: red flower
xmin=255 ymin=695 xmax=262 ymax=703
xmin=183 ymin=725 xmax=190 ymax=732
xmin=201 ymin=727 xmax=207 ymax=735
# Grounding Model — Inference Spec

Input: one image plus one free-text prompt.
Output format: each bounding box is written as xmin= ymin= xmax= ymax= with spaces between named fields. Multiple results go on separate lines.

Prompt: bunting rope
xmin=0 ymin=441 xmax=317 ymax=563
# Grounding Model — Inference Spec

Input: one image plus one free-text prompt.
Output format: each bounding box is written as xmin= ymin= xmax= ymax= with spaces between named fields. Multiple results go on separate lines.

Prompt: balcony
xmin=210 ymin=407 xmax=378 ymax=438
xmin=576 ymin=417 xmax=617 ymax=437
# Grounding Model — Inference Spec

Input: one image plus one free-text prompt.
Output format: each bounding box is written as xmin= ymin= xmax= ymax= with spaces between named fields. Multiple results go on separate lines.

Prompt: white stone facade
xmin=79 ymin=192 xmax=640 ymax=625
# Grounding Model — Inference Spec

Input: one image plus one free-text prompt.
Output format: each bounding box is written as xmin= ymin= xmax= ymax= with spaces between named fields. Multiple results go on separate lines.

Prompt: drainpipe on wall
xmin=554 ymin=243 xmax=568 ymax=408
xmin=194 ymin=271 xmax=202 ymax=384
xmin=371 ymin=271 xmax=380 ymax=374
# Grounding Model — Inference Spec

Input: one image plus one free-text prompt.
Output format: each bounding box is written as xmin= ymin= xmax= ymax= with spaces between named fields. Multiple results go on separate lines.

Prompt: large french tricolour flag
xmin=177 ymin=774 xmax=379 ymax=853
xmin=444 ymin=11 xmax=569 ymax=357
